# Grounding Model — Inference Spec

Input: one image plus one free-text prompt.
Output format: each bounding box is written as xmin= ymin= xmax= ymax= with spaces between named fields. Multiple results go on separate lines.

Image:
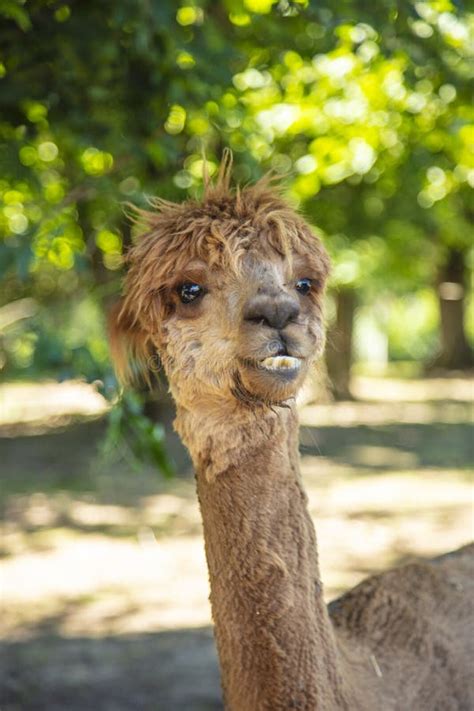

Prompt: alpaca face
xmin=157 ymin=246 xmax=327 ymax=408
xmin=114 ymin=177 xmax=330 ymax=410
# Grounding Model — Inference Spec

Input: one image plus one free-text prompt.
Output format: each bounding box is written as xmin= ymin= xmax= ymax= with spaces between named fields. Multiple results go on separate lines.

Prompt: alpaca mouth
xmin=259 ymin=355 xmax=302 ymax=373
xmin=239 ymin=355 xmax=303 ymax=383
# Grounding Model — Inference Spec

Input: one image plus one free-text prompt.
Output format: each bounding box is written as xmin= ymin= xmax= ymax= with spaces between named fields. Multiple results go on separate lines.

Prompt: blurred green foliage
xmin=0 ymin=0 xmax=472 ymax=469
xmin=102 ymin=390 xmax=174 ymax=477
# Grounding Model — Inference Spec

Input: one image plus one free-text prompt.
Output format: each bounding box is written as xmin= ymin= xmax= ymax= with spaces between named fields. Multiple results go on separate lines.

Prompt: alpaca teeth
xmin=260 ymin=356 xmax=301 ymax=371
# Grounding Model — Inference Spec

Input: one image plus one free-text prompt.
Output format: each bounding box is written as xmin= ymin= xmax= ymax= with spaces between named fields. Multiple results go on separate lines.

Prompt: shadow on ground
xmin=300 ymin=421 xmax=473 ymax=471
xmin=2 ymin=626 xmax=222 ymax=711
xmin=0 ymin=417 xmax=190 ymax=505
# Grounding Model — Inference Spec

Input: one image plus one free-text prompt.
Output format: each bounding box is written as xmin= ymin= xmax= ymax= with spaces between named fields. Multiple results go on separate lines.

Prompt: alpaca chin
xmin=236 ymin=360 xmax=307 ymax=405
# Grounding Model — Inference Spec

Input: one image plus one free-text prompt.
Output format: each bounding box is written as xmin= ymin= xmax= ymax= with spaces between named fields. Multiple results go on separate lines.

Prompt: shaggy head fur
xmin=111 ymin=152 xmax=330 ymax=413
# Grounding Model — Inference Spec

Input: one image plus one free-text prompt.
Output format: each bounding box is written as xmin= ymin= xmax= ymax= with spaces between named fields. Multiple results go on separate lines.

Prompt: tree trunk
xmin=325 ymin=288 xmax=357 ymax=400
xmin=433 ymin=248 xmax=473 ymax=370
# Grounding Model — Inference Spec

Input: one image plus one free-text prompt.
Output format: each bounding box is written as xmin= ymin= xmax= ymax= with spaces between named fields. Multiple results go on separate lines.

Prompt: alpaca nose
xmin=244 ymin=291 xmax=300 ymax=330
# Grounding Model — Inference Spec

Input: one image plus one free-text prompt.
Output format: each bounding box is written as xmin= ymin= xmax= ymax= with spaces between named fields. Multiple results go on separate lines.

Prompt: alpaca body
xmin=111 ymin=155 xmax=473 ymax=711
xmin=330 ymin=545 xmax=473 ymax=711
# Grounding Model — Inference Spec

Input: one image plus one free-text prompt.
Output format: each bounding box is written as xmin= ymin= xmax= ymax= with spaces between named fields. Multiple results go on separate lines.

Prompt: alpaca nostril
xmin=244 ymin=294 xmax=300 ymax=331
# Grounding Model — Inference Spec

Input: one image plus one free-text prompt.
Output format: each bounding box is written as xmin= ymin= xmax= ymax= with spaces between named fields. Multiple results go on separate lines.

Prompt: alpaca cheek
xmin=162 ymin=322 xmax=199 ymax=376
xmin=197 ymin=337 xmax=236 ymax=388
xmin=164 ymin=318 xmax=235 ymax=396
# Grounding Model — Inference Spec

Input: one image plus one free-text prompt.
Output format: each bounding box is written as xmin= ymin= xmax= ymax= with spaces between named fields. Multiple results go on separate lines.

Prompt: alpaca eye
xmin=295 ymin=278 xmax=312 ymax=295
xmin=178 ymin=282 xmax=203 ymax=304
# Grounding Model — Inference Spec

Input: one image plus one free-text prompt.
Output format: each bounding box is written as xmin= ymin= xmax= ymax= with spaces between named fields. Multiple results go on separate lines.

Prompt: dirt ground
xmin=1 ymin=375 xmax=473 ymax=711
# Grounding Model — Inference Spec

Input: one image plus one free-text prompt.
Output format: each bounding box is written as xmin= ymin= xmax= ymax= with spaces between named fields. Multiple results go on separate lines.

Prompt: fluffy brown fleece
xmin=110 ymin=152 xmax=474 ymax=710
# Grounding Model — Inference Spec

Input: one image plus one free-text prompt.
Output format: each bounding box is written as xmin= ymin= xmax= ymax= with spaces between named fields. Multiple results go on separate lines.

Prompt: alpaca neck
xmin=176 ymin=402 xmax=350 ymax=710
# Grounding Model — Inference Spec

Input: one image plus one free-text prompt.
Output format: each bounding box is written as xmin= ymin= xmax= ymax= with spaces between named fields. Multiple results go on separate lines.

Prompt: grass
xmin=0 ymin=374 xmax=472 ymax=711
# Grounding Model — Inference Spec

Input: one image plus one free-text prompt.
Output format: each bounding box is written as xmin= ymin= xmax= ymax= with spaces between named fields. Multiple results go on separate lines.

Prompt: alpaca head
xmin=111 ymin=155 xmax=330 ymax=412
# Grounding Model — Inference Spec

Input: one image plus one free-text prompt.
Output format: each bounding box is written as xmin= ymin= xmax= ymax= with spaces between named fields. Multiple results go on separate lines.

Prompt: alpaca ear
xmin=108 ymin=299 xmax=153 ymax=386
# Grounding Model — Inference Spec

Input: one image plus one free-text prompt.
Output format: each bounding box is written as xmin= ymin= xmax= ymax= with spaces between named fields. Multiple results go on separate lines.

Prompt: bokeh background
xmin=1 ymin=1 xmax=473 ymax=709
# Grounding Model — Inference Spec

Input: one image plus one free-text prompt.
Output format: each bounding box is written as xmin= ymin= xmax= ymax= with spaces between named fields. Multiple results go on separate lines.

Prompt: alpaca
xmin=110 ymin=153 xmax=473 ymax=711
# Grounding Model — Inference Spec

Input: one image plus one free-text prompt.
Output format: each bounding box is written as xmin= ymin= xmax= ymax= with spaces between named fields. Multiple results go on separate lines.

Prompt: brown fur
xmin=110 ymin=154 xmax=474 ymax=710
